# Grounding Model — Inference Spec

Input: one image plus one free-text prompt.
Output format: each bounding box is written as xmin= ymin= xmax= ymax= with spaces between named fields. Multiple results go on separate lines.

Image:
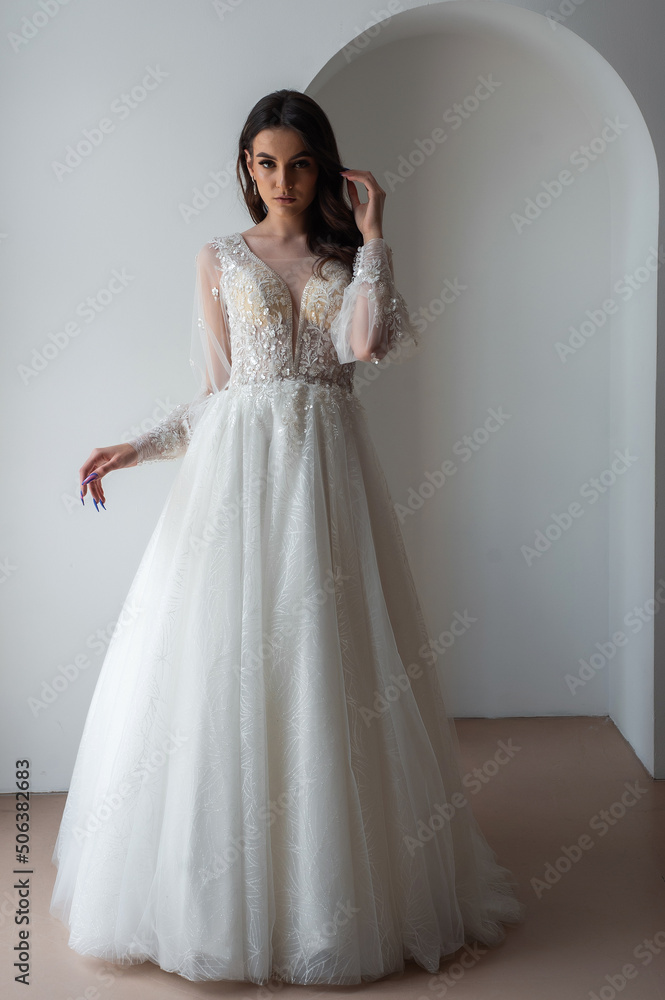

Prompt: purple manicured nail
xmin=82 ymin=472 xmax=99 ymax=485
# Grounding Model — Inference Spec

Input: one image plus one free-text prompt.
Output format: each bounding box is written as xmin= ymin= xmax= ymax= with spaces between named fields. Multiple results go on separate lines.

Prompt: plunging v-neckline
xmin=236 ymin=232 xmax=317 ymax=366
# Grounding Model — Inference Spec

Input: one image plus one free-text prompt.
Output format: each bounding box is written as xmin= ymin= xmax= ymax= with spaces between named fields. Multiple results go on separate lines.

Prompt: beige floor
xmin=1 ymin=716 xmax=663 ymax=999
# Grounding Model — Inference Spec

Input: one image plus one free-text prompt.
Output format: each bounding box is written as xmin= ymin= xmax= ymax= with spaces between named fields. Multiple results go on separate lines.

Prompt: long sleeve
xmin=127 ymin=242 xmax=232 ymax=465
xmin=329 ymin=237 xmax=421 ymax=365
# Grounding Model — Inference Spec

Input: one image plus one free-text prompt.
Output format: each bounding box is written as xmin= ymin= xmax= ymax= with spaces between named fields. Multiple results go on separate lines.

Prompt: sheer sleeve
xmin=329 ymin=237 xmax=421 ymax=365
xmin=127 ymin=241 xmax=232 ymax=465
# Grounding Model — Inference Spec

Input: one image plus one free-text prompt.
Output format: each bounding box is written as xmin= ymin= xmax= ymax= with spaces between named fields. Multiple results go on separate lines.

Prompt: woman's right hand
xmin=79 ymin=442 xmax=139 ymax=508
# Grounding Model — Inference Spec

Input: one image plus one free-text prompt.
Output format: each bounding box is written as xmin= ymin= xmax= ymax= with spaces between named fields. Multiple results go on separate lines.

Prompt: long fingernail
xmin=82 ymin=473 xmax=99 ymax=485
xmin=99 ymin=500 xmax=106 ymax=510
xmin=93 ymin=498 xmax=99 ymax=511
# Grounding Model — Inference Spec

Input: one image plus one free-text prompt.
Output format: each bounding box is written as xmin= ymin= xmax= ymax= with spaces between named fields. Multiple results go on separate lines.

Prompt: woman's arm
xmin=126 ymin=242 xmax=232 ymax=465
xmin=329 ymin=237 xmax=421 ymax=365
xmin=79 ymin=242 xmax=232 ymax=507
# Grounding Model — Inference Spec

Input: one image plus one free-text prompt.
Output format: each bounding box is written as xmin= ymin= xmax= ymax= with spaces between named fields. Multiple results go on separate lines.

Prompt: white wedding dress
xmin=50 ymin=230 xmax=525 ymax=985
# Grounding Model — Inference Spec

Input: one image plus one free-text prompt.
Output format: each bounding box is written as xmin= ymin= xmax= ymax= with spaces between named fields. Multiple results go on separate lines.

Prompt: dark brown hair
xmin=236 ymin=89 xmax=362 ymax=278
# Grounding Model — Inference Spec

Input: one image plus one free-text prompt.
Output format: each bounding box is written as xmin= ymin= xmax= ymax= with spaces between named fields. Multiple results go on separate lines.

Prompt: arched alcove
xmin=309 ymin=1 xmax=659 ymax=775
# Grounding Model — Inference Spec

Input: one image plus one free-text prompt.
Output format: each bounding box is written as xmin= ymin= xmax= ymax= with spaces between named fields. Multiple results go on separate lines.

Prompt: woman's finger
xmin=80 ymin=455 xmax=116 ymax=504
xmin=341 ymin=169 xmax=384 ymax=195
xmin=344 ymin=176 xmax=360 ymax=208
xmin=80 ymin=472 xmax=104 ymax=506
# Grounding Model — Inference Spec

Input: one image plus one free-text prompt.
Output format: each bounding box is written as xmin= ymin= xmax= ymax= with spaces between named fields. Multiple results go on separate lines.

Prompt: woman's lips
xmin=275 ymin=196 xmax=295 ymax=202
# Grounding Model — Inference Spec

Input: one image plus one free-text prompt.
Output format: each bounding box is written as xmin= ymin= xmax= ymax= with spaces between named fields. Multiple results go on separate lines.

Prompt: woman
xmin=50 ymin=89 xmax=525 ymax=986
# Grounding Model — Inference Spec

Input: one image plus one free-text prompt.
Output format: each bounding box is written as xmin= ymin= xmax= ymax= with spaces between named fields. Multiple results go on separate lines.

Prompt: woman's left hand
xmin=340 ymin=169 xmax=385 ymax=240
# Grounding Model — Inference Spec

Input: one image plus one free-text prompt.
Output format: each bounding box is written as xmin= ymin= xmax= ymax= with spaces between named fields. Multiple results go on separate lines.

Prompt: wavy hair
xmin=236 ymin=89 xmax=362 ymax=278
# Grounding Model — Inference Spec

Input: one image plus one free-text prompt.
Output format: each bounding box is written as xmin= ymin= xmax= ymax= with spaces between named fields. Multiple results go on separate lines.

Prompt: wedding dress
xmin=50 ymin=230 xmax=525 ymax=985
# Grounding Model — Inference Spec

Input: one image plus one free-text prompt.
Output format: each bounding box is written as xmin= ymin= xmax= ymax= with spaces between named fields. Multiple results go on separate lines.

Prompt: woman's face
xmin=245 ymin=128 xmax=319 ymax=219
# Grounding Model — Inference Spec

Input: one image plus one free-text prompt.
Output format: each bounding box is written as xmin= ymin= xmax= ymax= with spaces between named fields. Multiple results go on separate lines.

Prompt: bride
xmin=50 ymin=87 xmax=525 ymax=986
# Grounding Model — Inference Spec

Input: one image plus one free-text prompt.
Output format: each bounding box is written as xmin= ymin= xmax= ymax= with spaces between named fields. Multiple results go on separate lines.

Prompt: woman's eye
xmin=257 ymin=160 xmax=311 ymax=168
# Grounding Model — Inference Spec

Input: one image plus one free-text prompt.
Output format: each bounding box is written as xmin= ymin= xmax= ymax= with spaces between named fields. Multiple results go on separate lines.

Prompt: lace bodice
xmin=221 ymin=232 xmax=355 ymax=393
xmin=236 ymin=231 xmax=318 ymax=358
xmin=128 ymin=232 xmax=420 ymax=464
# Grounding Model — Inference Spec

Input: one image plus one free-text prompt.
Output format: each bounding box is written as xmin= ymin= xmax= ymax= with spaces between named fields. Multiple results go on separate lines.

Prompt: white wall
xmin=311 ymin=1 xmax=659 ymax=770
xmin=1 ymin=0 xmax=663 ymax=790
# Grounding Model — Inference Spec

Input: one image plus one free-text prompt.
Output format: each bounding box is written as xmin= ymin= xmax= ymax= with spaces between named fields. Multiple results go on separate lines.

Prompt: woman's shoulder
xmin=196 ymin=233 xmax=240 ymax=264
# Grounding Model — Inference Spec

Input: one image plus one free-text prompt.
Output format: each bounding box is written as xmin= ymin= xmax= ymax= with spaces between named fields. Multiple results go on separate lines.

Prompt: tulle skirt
xmin=50 ymin=378 xmax=525 ymax=985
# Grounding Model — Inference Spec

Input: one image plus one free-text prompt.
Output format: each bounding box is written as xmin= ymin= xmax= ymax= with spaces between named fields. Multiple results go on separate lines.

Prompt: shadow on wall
xmin=309 ymin=0 xmax=659 ymax=775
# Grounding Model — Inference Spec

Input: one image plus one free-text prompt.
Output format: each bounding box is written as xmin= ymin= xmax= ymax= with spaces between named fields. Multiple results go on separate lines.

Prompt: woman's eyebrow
xmin=255 ymin=150 xmax=311 ymax=160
